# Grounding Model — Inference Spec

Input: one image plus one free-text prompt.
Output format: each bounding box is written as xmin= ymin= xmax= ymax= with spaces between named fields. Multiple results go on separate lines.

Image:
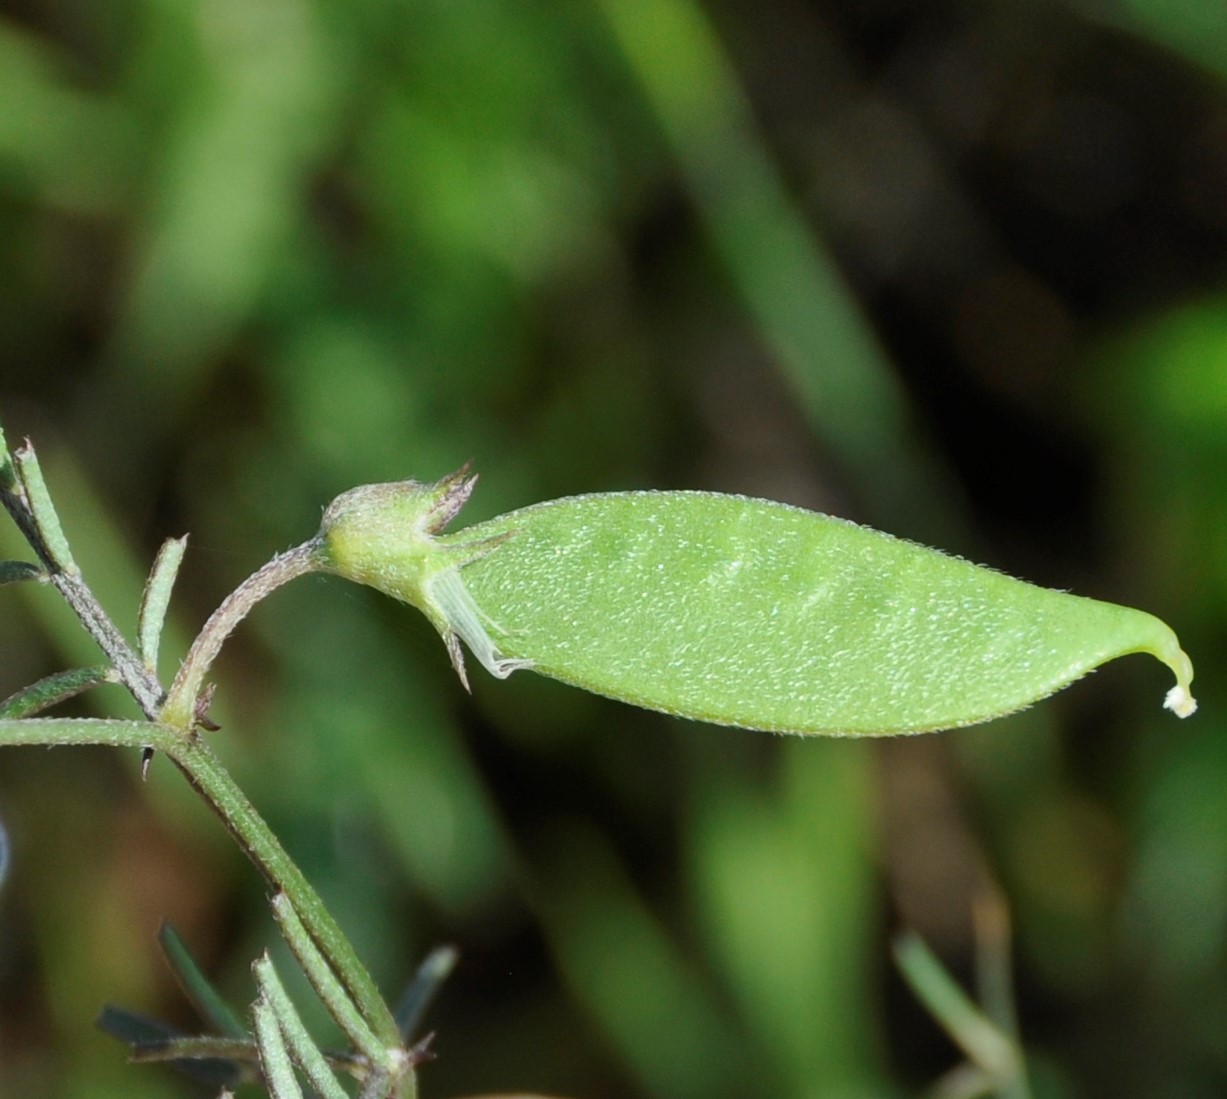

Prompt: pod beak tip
xmin=1164 ymin=684 xmax=1197 ymax=718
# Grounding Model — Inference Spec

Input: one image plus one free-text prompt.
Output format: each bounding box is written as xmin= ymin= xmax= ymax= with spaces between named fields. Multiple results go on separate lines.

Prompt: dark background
xmin=1 ymin=1 xmax=1225 ymax=1096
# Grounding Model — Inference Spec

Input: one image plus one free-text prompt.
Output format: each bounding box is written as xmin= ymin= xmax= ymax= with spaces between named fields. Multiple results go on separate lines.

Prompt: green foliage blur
xmin=1 ymin=1 xmax=1225 ymax=1096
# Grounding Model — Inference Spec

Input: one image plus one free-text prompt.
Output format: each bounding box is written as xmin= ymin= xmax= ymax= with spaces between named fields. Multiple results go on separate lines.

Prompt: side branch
xmin=0 ymin=718 xmax=178 ymax=750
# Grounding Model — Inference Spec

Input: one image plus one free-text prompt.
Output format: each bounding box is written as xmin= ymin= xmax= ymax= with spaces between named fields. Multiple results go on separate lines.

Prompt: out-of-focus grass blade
xmin=158 ymin=921 xmax=248 ymax=1040
xmin=529 ymin=822 xmax=754 ymax=1099
xmin=0 ymin=560 xmax=42 ymax=585
xmin=893 ymin=932 xmax=1022 ymax=1086
xmin=594 ymin=0 xmax=944 ymax=532
xmin=97 ymin=0 xmax=339 ymax=468
xmin=972 ymin=891 xmax=1030 ymax=1099
xmin=1092 ymin=0 xmax=1227 ymax=83
xmin=0 ymin=24 xmax=132 ymax=213
xmin=687 ymin=739 xmax=882 ymax=1094
xmin=394 ymin=944 xmax=458 ymax=1041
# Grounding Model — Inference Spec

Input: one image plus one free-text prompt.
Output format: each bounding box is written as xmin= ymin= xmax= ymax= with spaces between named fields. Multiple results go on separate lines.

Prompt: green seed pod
xmin=320 ymin=471 xmax=1196 ymax=736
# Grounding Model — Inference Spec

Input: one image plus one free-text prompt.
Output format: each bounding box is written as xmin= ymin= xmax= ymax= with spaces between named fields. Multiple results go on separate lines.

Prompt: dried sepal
xmin=318 ymin=470 xmax=532 ymax=687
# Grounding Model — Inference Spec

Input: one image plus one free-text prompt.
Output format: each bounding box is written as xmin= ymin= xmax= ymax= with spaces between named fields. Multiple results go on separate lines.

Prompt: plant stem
xmin=271 ymin=893 xmax=390 ymax=1067
xmin=254 ymin=954 xmax=351 ymax=1099
xmin=51 ymin=568 xmax=165 ymax=716
xmin=254 ymin=993 xmax=304 ymax=1099
xmin=161 ymin=541 xmax=323 ymax=727
xmin=0 ymin=715 xmax=405 ymax=1057
xmin=0 ymin=717 xmax=166 ymax=749
xmin=0 ymin=667 xmax=117 ymax=720
xmin=0 ymin=444 xmax=164 ymax=717
xmin=165 ymin=730 xmax=401 ymax=1049
xmin=0 ymin=431 xmax=406 ymax=1072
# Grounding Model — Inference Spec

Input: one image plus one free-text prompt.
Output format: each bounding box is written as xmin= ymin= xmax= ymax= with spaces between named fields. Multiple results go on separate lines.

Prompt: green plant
xmin=0 ymin=422 xmax=1195 ymax=1097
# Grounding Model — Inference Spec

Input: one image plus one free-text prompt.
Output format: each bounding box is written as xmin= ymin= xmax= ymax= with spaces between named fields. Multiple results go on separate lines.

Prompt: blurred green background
xmin=1 ymin=0 xmax=1225 ymax=1096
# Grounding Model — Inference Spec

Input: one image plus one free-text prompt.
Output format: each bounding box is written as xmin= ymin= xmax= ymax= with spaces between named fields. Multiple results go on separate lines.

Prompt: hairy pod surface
xmin=451 ymin=492 xmax=1195 ymax=734
xmin=322 ymin=477 xmax=1196 ymax=736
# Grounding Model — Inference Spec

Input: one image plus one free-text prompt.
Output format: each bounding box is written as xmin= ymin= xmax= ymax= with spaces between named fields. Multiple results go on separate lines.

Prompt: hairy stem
xmin=161 ymin=541 xmax=323 ymax=727
xmin=271 ymin=893 xmax=390 ymax=1067
xmin=0 ymin=430 xmax=406 ymax=1073
xmin=50 ymin=569 xmax=165 ymax=716
xmin=0 ymin=442 xmax=163 ymax=716
xmin=166 ymin=731 xmax=401 ymax=1049
xmin=0 ymin=717 xmax=165 ymax=750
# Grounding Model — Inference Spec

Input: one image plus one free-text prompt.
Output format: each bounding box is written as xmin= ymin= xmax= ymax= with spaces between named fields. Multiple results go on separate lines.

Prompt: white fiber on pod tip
xmin=1164 ymin=684 xmax=1197 ymax=718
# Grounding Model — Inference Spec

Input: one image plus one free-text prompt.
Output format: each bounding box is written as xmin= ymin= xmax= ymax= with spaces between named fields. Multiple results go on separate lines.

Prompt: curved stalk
xmin=161 ymin=541 xmax=323 ymax=728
